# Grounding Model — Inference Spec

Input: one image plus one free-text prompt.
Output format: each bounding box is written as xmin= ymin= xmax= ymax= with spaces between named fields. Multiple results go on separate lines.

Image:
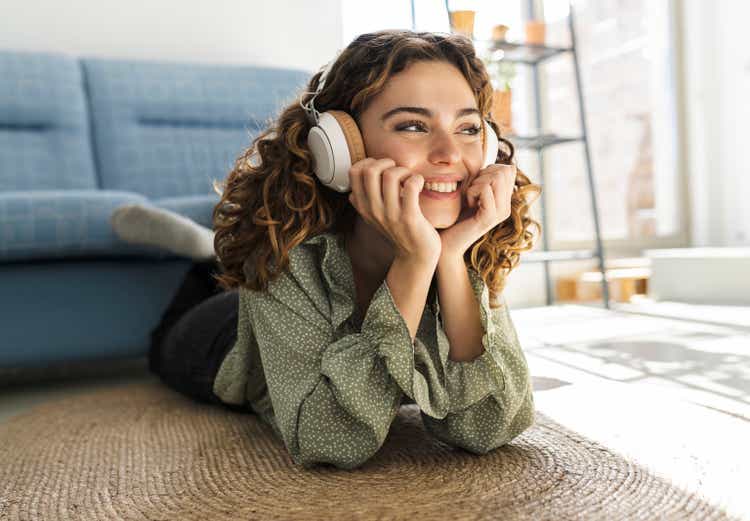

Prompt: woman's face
xmin=356 ymin=60 xmax=484 ymax=229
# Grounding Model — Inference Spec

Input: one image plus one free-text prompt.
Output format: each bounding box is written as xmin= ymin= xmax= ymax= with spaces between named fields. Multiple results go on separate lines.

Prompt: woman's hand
xmin=438 ymin=163 xmax=517 ymax=257
xmin=348 ymin=158 xmax=442 ymax=265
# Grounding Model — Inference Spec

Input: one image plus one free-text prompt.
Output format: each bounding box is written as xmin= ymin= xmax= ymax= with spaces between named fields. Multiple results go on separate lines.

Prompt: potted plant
xmin=481 ymin=51 xmax=516 ymax=135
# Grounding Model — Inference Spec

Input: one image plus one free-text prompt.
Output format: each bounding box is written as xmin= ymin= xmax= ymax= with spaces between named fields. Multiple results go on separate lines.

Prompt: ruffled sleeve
xmin=419 ymin=267 xmax=535 ymax=455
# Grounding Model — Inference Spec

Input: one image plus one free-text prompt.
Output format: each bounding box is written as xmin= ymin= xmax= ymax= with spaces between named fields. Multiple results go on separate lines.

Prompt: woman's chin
xmin=419 ymin=198 xmax=464 ymax=227
xmin=432 ymin=222 xmax=455 ymax=230
xmin=425 ymin=211 xmax=461 ymax=229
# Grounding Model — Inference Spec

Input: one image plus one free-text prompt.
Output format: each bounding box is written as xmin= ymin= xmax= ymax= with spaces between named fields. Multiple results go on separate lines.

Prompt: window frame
xmin=530 ymin=0 xmax=690 ymax=257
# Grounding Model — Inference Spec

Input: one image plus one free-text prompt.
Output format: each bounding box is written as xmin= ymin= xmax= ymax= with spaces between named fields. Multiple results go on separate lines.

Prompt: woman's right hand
xmin=348 ymin=158 xmax=441 ymax=265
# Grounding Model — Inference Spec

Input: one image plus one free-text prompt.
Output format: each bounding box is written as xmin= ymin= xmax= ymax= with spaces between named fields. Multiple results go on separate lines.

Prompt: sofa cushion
xmin=0 ymin=51 xmax=98 ymax=192
xmin=82 ymin=57 xmax=310 ymax=199
xmin=154 ymin=193 xmax=220 ymax=230
xmin=0 ymin=190 xmax=168 ymax=262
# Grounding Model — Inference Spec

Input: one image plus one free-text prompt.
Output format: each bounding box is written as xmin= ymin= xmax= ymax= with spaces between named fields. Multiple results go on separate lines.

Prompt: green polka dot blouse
xmin=212 ymin=231 xmax=535 ymax=470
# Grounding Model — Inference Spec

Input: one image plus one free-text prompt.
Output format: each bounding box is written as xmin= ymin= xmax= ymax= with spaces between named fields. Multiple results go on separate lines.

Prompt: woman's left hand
xmin=438 ymin=163 xmax=517 ymax=257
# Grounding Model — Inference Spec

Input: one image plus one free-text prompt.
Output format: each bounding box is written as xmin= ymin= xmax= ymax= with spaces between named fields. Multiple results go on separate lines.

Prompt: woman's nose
xmin=428 ymin=129 xmax=461 ymax=164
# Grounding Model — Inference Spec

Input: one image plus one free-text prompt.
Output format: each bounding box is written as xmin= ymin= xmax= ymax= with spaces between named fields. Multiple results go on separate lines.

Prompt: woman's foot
xmin=110 ymin=204 xmax=216 ymax=261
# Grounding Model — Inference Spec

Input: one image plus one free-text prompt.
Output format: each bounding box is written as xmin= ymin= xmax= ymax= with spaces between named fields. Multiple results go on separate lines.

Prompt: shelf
xmin=523 ymin=249 xmax=599 ymax=263
xmin=475 ymin=39 xmax=573 ymax=65
xmin=504 ymin=133 xmax=583 ymax=150
xmin=441 ymin=0 xmax=611 ymax=307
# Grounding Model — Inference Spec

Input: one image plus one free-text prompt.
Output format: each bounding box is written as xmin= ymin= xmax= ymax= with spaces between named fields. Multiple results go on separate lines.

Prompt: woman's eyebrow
xmin=380 ymin=106 xmax=481 ymax=122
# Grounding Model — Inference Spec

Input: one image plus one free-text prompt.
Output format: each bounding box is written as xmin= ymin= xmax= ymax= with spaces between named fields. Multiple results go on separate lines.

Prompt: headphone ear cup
xmin=328 ymin=110 xmax=366 ymax=166
xmin=307 ymin=110 xmax=365 ymax=193
xmin=482 ymin=120 xmax=500 ymax=168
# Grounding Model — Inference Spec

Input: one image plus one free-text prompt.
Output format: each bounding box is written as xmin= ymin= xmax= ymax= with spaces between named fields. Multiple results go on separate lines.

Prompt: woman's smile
xmin=420 ymin=188 xmax=461 ymax=200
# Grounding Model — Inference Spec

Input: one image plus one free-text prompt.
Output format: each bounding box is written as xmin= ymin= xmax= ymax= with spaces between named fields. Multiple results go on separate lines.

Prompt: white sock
xmin=110 ymin=204 xmax=216 ymax=261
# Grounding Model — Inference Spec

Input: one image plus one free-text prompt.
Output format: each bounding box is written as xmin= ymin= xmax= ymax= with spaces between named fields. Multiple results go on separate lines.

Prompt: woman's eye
xmin=397 ymin=121 xmax=482 ymax=135
xmin=397 ymin=121 xmax=428 ymax=132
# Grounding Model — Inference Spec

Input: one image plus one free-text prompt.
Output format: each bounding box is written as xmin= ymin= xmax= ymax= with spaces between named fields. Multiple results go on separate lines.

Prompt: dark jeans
xmin=149 ymin=260 xmax=252 ymax=413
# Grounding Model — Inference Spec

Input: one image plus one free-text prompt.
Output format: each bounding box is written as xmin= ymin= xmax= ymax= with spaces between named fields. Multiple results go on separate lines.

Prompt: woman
xmin=112 ymin=29 xmax=542 ymax=470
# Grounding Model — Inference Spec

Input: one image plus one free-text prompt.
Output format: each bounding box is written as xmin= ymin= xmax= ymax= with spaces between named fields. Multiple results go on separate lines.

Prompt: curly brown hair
xmin=211 ymin=29 xmax=541 ymax=308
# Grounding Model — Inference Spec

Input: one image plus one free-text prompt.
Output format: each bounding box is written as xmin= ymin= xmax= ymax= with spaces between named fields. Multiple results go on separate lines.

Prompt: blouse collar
xmin=294 ymin=230 xmax=444 ymax=332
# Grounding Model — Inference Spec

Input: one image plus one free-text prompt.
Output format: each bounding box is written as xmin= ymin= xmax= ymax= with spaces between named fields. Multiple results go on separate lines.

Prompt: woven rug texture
xmin=0 ymin=381 xmax=740 ymax=521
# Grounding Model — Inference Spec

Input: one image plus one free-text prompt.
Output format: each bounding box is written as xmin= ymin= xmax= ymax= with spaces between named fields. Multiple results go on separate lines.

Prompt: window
xmin=540 ymin=0 xmax=684 ymax=249
xmin=340 ymin=0 xmax=686 ymax=253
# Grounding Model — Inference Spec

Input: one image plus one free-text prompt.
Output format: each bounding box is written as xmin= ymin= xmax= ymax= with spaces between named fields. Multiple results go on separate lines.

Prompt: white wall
xmin=0 ymin=0 xmax=341 ymax=72
xmin=341 ymin=0 xmax=413 ymax=46
xmin=682 ymin=0 xmax=750 ymax=247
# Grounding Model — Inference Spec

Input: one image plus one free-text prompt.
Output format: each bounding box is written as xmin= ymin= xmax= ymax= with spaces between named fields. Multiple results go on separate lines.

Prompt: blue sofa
xmin=0 ymin=50 xmax=310 ymax=369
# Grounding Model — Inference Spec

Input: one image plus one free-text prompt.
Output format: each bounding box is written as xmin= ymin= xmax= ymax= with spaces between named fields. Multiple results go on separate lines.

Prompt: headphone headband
xmin=302 ymin=49 xmax=494 ymax=132
xmin=300 ymin=50 xmax=342 ymax=125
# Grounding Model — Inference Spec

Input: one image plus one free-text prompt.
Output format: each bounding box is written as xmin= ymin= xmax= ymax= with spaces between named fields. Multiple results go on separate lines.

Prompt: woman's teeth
xmin=424 ymin=181 xmax=458 ymax=192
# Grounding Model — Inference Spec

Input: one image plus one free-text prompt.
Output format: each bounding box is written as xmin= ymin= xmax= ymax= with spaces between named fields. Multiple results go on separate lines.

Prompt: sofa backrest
xmin=0 ymin=51 xmax=98 ymax=191
xmin=81 ymin=58 xmax=310 ymax=200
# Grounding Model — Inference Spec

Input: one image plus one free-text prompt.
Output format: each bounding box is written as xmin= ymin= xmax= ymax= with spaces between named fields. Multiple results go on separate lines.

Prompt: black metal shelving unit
xmin=441 ymin=0 xmax=611 ymax=309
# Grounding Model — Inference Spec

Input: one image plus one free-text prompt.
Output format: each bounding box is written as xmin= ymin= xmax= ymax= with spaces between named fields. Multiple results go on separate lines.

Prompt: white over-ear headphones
xmin=300 ymin=53 xmax=500 ymax=193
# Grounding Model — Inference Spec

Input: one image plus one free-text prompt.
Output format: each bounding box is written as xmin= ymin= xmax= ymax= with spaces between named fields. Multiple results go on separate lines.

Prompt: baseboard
xmin=0 ymin=356 xmax=150 ymax=389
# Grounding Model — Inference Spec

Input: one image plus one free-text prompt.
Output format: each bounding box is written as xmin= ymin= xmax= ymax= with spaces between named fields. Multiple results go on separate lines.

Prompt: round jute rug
xmin=0 ymin=381 xmax=739 ymax=521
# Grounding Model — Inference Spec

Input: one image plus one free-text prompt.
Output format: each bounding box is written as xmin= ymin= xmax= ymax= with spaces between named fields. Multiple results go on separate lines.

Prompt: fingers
xmin=472 ymin=174 xmax=515 ymax=224
xmin=465 ymin=173 xmax=493 ymax=205
xmin=362 ymin=159 xmax=393 ymax=223
xmin=350 ymin=158 xmax=418 ymax=233
xmin=347 ymin=158 xmax=440 ymax=260
xmin=348 ymin=158 xmax=371 ymax=209
xmin=477 ymin=183 xmax=496 ymax=223
xmin=382 ymin=166 xmax=413 ymax=222
xmin=348 ymin=158 xmax=392 ymax=218
xmin=492 ymin=165 xmax=516 ymax=219
xmin=466 ymin=180 xmax=489 ymax=208
xmin=402 ymin=174 xmax=425 ymax=218
xmin=465 ymin=164 xmax=516 ymax=208
xmin=495 ymin=163 xmax=517 ymax=176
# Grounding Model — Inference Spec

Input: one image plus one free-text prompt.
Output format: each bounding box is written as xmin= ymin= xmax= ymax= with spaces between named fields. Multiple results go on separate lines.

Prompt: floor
xmin=1 ymin=300 xmax=749 ymax=520
xmin=517 ymin=299 xmax=750 ymax=422
xmin=515 ymin=300 xmax=750 ymax=521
